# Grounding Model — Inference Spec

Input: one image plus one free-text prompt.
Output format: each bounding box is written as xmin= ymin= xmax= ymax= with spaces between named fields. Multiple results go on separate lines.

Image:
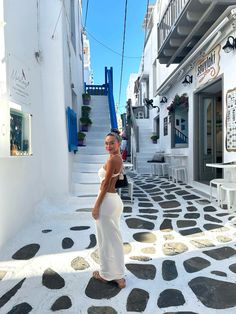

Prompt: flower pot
xmin=152 ymin=139 xmax=157 ymax=144
xmin=78 ymin=139 xmax=86 ymax=146
xmin=83 ymin=98 xmax=90 ymax=106
xmin=81 ymin=124 xmax=89 ymax=132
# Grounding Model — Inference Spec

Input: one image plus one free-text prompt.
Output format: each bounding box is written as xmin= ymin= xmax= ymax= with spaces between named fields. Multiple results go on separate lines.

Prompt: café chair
xmin=219 ymin=182 xmax=236 ymax=211
xmin=209 ymin=178 xmax=229 ymax=203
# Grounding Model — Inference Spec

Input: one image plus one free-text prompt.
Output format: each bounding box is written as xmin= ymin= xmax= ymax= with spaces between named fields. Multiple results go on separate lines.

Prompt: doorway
xmin=194 ymin=79 xmax=223 ymax=184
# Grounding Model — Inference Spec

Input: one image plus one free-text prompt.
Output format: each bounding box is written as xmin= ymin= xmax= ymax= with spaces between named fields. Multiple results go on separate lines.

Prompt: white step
xmin=74 ymin=154 xmax=107 ymax=163
xmin=77 ymin=146 xmax=105 ymax=154
xmin=72 ymin=172 xmax=99 ymax=183
xmin=73 ymin=162 xmax=102 ymax=172
xmin=73 ymin=183 xmax=100 ymax=196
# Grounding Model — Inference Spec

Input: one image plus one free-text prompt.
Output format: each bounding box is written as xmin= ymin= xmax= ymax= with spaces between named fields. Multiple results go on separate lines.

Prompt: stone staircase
xmin=72 ymin=95 xmax=110 ymax=210
xmin=135 ymin=119 xmax=159 ymax=174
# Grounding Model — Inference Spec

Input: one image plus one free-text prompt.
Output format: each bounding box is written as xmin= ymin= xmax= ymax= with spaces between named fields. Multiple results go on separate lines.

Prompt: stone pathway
xmin=0 ymin=173 xmax=236 ymax=313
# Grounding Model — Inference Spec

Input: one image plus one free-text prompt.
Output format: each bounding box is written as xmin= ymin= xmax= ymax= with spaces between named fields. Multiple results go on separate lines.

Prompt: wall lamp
xmin=144 ymin=98 xmax=160 ymax=112
xmin=182 ymin=75 xmax=193 ymax=86
xmin=160 ymin=96 xmax=167 ymax=103
xmin=222 ymin=36 xmax=236 ymax=53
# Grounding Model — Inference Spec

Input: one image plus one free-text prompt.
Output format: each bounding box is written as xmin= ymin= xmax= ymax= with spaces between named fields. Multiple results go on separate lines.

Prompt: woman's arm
xmin=92 ymin=157 xmax=120 ymax=219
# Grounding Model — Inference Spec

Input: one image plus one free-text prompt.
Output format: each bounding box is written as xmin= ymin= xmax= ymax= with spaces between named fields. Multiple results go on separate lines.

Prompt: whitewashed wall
xmin=0 ymin=0 xmax=84 ymax=248
xmin=159 ymin=24 xmax=236 ymax=183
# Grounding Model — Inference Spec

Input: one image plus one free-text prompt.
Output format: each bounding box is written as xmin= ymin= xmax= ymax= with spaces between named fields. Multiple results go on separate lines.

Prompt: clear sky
xmin=82 ymin=0 xmax=152 ymax=114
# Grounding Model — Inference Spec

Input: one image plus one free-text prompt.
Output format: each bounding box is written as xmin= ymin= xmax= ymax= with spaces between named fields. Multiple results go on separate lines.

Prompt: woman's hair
xmin=106 ymin=132 xmax=122 ymax=143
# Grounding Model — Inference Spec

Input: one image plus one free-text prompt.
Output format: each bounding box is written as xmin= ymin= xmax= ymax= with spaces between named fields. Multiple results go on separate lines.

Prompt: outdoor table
xmin=206 ymin=162 xmax=236 ymax=181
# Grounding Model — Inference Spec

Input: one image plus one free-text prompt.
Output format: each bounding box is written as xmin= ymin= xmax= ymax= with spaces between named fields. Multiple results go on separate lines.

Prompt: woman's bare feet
xmin=115 ymin=278 xmax=126 ymax=289
xmin=93 ymin=271 xmax=107 ymax=283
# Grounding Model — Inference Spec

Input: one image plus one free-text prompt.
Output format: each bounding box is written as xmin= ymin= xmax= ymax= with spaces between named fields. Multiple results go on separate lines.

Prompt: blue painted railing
xmin=84 ymin=67 xmax=118 ymax=130
xmin=85 ymin=84 xmax=108 ymax=95
xmin=66 ymin=107 xmax=78 ymax=153
xmin=105 ymin=67 xmax=118 ymax=130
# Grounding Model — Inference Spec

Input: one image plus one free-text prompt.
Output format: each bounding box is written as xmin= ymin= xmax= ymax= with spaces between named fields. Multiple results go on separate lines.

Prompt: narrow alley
xmin=0 ymin=172 xmax=236 ymax=313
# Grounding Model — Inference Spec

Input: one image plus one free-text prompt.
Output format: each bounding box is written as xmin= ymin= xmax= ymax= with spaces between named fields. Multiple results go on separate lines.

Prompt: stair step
xmin=74 ymin=154 xmax=107 ymax=163
xmin=73 ymin=183 xmax=100 ymax=196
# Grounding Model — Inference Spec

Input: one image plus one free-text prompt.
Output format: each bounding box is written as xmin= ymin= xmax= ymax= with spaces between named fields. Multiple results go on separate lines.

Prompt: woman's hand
xmin=92 ymin=207 xmax=99 ymax=220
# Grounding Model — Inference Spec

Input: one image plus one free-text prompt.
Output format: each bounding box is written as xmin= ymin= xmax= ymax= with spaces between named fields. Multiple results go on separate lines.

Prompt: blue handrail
xmin=66 ymin=107 xmax=78 ymax=153
xmin=83 ymin=67 xmax=118 ymax=130
xmin=105 ymin=67 xmax=118 ymax=130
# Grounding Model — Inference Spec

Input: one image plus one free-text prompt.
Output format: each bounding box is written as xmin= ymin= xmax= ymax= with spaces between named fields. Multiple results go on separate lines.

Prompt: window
xmin=10 ymin=109 xmax=32 ymax=156
xmin=163 ymin=116 xmax=168 ymax=136
xmin=155 ymin=115 xmax=160 ymax=139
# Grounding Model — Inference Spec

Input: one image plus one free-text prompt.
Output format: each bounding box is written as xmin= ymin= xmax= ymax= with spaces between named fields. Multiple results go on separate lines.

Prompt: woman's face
xmin=105 ymin=135 xmax=120 ymax=154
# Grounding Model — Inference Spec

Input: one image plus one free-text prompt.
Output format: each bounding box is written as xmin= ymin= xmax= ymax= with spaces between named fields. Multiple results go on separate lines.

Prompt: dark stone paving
xmin=183 ymin=257 xmax=211 ymax=273
xmin=1 ymin=173 xmax=236 ymax=313
xmin=203 ymin=246 xmax=236 ymax=260
xmin=7 ymin=302 xmax=32 ymax=313
xmin=51 ymin=296 xmax=72 ymax=311
xmin=42 ymin=268 xmax=65 ymax=289
xmin=0 ymin=279 xmax=26 ymax=309
xmin=62 ymin=237 xmax=74 ymax=249
xmin=85 ymin=278 xmax=120 ymax=299
xmin=126 ymin=263 xmax=156 ymax=279
xmin=189 ymin=276 xmax=236 ymax=309
xmin=157 ymin=289 xmax=185 ymax=308
xmin=162 ymin=260 xmax=178 ymax=281
xmin=12 ymin=244 xmax=40 ymax=260
xmin=125 ymin=218 xmax=155 ymax=230
xmin=126 ymin=288 xmax=149 ymax=312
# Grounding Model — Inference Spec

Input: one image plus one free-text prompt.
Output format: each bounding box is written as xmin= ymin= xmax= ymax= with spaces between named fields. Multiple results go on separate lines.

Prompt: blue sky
xmin=82 ymin=0 xmax=152 ymax=113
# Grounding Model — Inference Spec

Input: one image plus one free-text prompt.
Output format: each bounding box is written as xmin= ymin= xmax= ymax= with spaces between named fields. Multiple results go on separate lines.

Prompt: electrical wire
xmin=118 ymin=0 xmax=128 ymax=108
xmin=85 ymin=28 xmax=141 ymax=59
xmin=84 ymin=0 xmax=90 ymax=28
xmin=51 ymin=3 xmax=63 ymax=39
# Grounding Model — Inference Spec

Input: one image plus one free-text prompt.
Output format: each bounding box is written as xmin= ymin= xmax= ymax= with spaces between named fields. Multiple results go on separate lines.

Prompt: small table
xmin=206 ymin=162 xmax=236 ymax=181
xmin=206 ymin=162 xmax=236 ymax=210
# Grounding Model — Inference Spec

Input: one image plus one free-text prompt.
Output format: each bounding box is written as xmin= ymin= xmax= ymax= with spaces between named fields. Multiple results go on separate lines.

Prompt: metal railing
xmin=158 ymin=0 xmax=190 ymax=51
xmin=105 ymin=67 xmax=118 ymax=130
xmin=175 ymin=127 xmax=188 ymax=144
xmin=85 ymin=84 xmax=108 ymax=95
xmin=66 ymin=107 xmax=78 ymax=153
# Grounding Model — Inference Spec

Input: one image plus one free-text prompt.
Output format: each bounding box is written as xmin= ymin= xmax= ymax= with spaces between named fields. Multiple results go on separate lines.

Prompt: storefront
xmin=156 ymin=14 xmax=236 ymax=187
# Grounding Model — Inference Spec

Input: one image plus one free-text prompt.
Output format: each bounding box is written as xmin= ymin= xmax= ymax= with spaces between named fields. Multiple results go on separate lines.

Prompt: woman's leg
xmin=95 ymin=193 xmax=125 ymax=282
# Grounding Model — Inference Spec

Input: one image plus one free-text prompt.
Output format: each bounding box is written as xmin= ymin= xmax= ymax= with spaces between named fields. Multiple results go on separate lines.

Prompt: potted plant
xmin=81 ymin=105 xmax=91 ymax=118
xmin=150 ymin=134 xmax=158 ymax=144
xmin=80 ymin=116 xmax=92 ymax=132
xmin=81 ymin=105 xmax=91 ymax=113
xmin=82 ymin=92 xmax=91 ymax=105
xmin=78 ymin=131 xmax=86 ymax=146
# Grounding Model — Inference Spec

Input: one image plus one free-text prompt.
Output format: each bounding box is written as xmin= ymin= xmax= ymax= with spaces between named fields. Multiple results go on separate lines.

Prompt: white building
xmin=0 ymin=0 xmax=84 ymax=248
xmin=83 ymin=33 xmax=93 ymax=85
xmin=127 ymin=0 xmax=236 ymax=191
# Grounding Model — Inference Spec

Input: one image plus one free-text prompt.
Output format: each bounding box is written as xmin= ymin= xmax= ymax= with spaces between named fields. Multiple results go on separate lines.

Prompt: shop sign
xmin=195 ymin=45 xmax=220 ymax=88
xmin=8 ymin=54 xmax=31 ymax=106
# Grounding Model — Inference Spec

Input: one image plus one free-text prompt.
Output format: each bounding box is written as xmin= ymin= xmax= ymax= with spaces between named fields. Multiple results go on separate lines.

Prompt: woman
xmin=92 ymin=132 xmax=126 ymax=289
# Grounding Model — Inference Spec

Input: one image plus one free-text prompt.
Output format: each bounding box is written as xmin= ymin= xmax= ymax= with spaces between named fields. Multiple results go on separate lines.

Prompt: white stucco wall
xmin=0 ymin=0 xmax=84 ymax=248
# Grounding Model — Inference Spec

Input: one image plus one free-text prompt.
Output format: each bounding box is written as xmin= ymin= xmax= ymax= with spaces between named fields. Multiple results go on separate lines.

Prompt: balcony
xmin=157 ymin=0 xmax=236 ymax=66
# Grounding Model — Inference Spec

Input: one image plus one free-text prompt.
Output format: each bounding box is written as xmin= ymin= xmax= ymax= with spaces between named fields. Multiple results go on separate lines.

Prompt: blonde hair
xmin=106 ymin=132 xmax=122 ymax=143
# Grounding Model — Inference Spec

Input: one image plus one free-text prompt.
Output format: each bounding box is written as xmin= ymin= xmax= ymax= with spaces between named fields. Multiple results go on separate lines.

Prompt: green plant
xmin=82 ymin=92 xmax=91 ymax=100
xmin=81 ymin=105 xmax=91 ymax=113
xmin=167 ymin=93 xmax=188 ymax=114
xmin=150 ymin=134 xmax=158 ymax=141
xmin=80 ymin=116 xmax=92 ymax=125
xmin=78 ymin=131 xmax=86 ymax=140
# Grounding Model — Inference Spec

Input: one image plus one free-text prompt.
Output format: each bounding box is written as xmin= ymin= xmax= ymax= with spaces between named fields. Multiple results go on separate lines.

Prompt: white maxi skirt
xmin=96 ymin=192 xmax=125 ymax=281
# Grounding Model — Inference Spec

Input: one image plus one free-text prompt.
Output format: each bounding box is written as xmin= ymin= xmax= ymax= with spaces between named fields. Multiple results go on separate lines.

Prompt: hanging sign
xmin=195 ymin=45 xmax=220 ymax=88
xmin=226 ymin=87 xmax=236 ymax=152
xmin=8 ymin=54 xmax=31 ymax=106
